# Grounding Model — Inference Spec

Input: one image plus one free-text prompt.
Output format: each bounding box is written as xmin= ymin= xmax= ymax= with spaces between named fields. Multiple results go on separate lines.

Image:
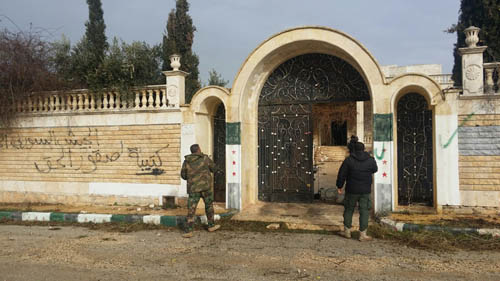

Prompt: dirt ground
xmin=1 ymin=224 xmax=499 ymax=281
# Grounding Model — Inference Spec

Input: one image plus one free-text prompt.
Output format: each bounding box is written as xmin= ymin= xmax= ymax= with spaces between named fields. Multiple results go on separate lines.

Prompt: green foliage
xmin=123 ymin=41 xmax=163 ymax=86
xmin=450 ymin=0 xmax=500 ymax=86
xmin=162 ymin=0 xmax=201 ymax=103
xmin=98 ymin=38 xmax=163 ymax=94
xmin=51 ymin=0 xmax=163 ymax=94
xmin=208 ymin=69 xmax=229 ymax=87
xmin=85 ymin=0 xmax=108 ymax=70
xmin=64 ymin=0 xmax=109 ymax=91
xmin=50 ymin=36 xmax=73 ymax=83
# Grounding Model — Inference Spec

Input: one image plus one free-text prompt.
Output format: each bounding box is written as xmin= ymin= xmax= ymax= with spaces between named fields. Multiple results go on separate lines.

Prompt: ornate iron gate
xmin=213 ymin=104 xmax=226 ymax=202
xmin=397 ymin=93 xmax=433 ymax=206
xmin=258 ymin=104 xmax=313 ymax=202
xmin=258 ymin=53 xmax=369 ymax=202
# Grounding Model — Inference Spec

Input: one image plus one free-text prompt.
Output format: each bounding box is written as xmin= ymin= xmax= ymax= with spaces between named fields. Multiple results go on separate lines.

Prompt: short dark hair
xmin=190 ymin=144 xmax=200 ymax=153
xmin=354 ymin=142 xmax=365 ymax=151
xmin=347 ymin=135 xmax=359 ymax=153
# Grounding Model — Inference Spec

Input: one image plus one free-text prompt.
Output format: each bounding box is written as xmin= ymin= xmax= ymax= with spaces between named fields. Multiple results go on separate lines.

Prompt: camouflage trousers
xmin=185 ymin=190 xmax=215 ymax=233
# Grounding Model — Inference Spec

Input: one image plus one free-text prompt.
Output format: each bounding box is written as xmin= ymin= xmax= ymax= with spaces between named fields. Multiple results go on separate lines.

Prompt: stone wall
xmin=0 ymin=109 xmax=185 ymax=206
xmin=458 ymin=112 xmax=500 ymax=207
xmin=0 ymin=124 xmax=181 ymax=184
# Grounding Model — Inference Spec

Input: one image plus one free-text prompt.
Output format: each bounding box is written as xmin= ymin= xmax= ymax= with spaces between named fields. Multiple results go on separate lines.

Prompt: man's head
xmin=347 ymin=135 xmax=359 ymax=153
xmin=354 ymin=142 xmax=365 ymax=152
xmin=190 ymin=144 xmax=201 ymax=154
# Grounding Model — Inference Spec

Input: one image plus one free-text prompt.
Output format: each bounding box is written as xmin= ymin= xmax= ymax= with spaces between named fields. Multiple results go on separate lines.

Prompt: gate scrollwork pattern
xmin=260 ymin=53 xmax=369 ymax=105
xmin=258 ymin=53 xmax=369 ymax=202
xmin=397 ymin=93 xmax=433 ymax=206
xmin=213 ymin=104 xmax=226 ymax=202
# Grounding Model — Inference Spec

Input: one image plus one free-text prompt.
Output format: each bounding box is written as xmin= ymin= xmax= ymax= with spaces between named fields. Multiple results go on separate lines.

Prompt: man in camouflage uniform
xmin=180 ymin=144 xmax=220 ymax=238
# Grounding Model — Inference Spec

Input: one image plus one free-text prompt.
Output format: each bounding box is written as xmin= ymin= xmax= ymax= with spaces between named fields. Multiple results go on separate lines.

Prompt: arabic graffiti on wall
xmin=0 ymin=127 xmax=177 ymax=177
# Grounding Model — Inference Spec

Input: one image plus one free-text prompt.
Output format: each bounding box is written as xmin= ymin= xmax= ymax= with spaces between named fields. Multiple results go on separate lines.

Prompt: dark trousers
xmin=343 ymin=193 xmax=371 ymax=232
xmin=186 ymin=190 xmax=215 ymax=232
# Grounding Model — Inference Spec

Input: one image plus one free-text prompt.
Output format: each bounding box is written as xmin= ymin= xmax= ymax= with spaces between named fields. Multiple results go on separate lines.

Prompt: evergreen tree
xmin=208 ymin=69 xmax=229 ymax=87
xmin=162 ymin=0 xmax=201 ymax=103
xmin=70 ymin=0 xmax=109 ymax=90
xmin=449 ymin=0 xmax=500 ymax=86
xmin=85 ymin=0 xmax=108 ymax=71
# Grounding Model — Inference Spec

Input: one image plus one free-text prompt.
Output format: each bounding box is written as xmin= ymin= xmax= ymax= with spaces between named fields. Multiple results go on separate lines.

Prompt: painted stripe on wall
xmin=22 ymin=212 xmax=51 ymax=221
xmin=226 ymin=144 xmax=241 ymax=210
xmin=373 ymin=114 xmax=393 ymax=142
xmin=77 ymin=214 xmax=112 ymax=223
xmin=373 ymin=141 xmax=393 ymax=213
xmin=226 ymin=122 xmax=241 ymax=145
xmin=143 ymin=215 xmax=161 ymax=225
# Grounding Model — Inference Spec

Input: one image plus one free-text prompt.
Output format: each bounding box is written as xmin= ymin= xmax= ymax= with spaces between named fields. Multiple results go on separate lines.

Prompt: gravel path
xmin=1 ymin=225 xmax=499 ymax=280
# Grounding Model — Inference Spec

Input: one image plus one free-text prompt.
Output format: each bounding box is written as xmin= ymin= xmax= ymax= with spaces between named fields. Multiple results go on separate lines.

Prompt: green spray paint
xmin=440 ymin=112 xmax=474 ymax=149
xmin=374 ymin=143 xmax=385 ymax=160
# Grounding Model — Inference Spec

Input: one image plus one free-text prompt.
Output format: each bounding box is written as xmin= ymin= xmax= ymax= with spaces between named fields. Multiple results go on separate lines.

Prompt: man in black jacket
xmin=336 ymin=140 xmax=378 ymax=241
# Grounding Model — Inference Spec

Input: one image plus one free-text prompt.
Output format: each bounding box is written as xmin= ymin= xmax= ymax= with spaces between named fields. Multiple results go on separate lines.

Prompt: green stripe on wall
xmin=111 ymin=214 xmax=126 ymax=222
xmin=226 ymin=122 xmax=241 ymax=145
xmin=160 ymin=216 xmax=177 ymax=226
xmin=50 ymin=213 xmax=65 ymax=222
xmin=374 ymin=114 xmax=393 ymax=141
xmin=0 ymin=211 xmax=12 ymax=220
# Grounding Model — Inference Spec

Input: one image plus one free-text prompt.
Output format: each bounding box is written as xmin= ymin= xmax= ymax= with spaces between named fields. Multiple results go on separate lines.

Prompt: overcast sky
xmin=1 ymin=0 xmax=460 ymax=86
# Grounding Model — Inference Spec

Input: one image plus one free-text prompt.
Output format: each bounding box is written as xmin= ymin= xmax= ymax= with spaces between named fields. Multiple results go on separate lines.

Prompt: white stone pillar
xmin=356 ymin=101 xmax=364 ymax=142
xmin=459 ymin=26 xmax=487 ymax=96
xmin=435 ymin=91 xmax=460 ymax=207
xmin=162 ymin=54 xmax=189 ymax=108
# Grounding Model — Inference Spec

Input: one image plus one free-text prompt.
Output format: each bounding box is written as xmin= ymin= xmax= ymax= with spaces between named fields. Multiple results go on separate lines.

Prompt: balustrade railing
xmin=11 ymin=85 xmax=174 ymax=114
xmin=429 ymin=74 xmax=454 ymax=88
xmin=484 ymin=62 xmax=500 ymax=95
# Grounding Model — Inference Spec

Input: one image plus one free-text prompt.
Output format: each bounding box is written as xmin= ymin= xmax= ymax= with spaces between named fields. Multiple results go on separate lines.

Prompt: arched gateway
xmin=258 ymin=53 xmax=370 ymax=202
xmin=193 ymin=26 xmax=453 ymax=213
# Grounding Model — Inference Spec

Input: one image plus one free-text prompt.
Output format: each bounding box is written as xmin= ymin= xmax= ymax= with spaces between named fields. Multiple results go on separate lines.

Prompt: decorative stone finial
xmin=169 ymin=54 xmax=181 ymax=71
xmin=464 ymin=26 xmax=480 ymax=48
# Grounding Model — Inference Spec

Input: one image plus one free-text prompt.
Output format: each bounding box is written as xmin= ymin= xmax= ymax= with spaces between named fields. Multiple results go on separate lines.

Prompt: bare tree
xmin=0 ymin=28 xmax=66 ymax=128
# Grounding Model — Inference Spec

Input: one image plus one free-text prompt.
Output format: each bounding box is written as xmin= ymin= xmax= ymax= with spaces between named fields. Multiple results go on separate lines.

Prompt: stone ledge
xmin=0 ymin=210 xmax=238 ymax=227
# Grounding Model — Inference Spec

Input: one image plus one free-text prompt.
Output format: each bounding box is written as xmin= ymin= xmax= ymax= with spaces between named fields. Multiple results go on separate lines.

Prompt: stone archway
xmin=229 ymin=27 xmax=387 ymax=209
xmin=189 ymin=86 xmax=231 ymax=206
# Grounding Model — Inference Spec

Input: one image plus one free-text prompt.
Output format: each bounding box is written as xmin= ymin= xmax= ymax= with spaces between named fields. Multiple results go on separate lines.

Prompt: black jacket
xmin=336 ymin=151 xmax=378 ymax=194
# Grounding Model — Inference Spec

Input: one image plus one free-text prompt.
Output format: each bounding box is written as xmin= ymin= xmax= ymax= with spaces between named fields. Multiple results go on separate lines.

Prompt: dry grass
xmin=368 ymin=223 xmax=500 ymax=252
xmin=0 ymin=219 xmax=171 ymax=233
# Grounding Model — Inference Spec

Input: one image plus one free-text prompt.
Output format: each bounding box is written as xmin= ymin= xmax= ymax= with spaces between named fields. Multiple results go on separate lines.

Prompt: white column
xmin=435 ymin=93 xmax=460 ymax=206
xmin=356 ymin=101 xmax=364 ymax=142
xmin=180 ymin=124 xmax=195 ymax=197
xmin=163 ymin=54 xmax=189 ymax=108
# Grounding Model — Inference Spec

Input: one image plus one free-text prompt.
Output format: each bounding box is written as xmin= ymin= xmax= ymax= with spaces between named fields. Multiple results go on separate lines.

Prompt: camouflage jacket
xmin=180 ymin=152 xmax=216 ymax=193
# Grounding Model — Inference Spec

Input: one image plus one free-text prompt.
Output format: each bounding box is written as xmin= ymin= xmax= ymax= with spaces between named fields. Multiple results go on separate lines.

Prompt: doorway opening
xmin=258 ymin=53 xmax=371 ymax=203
